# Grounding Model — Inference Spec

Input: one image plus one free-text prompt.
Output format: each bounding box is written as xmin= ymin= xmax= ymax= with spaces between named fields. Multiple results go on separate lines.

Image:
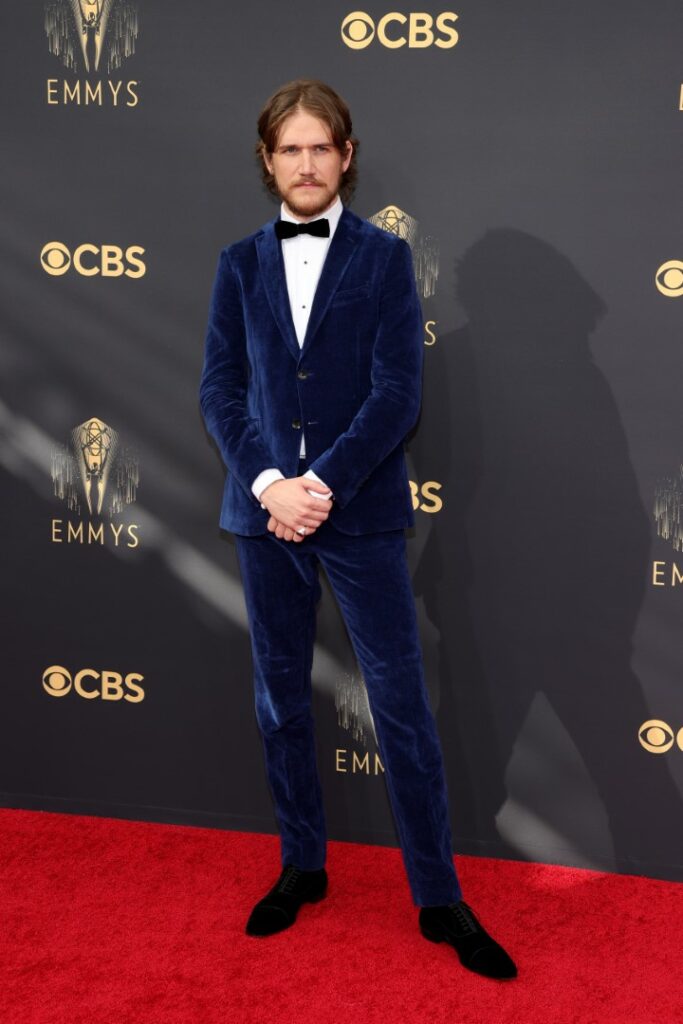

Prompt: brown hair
xmin=255 ymin=79 xmax=360 ymax=204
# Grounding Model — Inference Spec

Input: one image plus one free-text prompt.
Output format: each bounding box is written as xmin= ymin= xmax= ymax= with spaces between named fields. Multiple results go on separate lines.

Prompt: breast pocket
xmin=330 ymin=284 xmax=371 ymax=307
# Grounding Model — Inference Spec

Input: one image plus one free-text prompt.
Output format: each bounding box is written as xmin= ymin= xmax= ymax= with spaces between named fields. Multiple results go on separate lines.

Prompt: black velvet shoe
xmin=245 ymin=864 xmax=328 ymax=936
xmin=419 ymin=900 xmax=517 ymax=979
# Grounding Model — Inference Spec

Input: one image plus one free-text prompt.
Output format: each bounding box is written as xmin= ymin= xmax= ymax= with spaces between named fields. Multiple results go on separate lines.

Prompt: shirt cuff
xmin=303 ymin=467 xmax=333 ymax=500
xmin=252 ymin=468 xmax=285 ymax=508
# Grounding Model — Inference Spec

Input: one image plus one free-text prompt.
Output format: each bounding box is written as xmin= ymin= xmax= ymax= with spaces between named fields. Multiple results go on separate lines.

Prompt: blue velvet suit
xmin=200 ymin=205 xmax=462 ymax=906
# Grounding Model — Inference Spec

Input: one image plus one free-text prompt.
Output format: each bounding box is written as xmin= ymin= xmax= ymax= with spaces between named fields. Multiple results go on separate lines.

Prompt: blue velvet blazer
xmin=199 ymin=205 xmax=424 ymax=536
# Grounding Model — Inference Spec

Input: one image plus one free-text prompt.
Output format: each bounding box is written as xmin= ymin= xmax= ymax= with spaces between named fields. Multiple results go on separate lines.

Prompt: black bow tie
xmin=275 ymin=218 xmax=330 ymax=240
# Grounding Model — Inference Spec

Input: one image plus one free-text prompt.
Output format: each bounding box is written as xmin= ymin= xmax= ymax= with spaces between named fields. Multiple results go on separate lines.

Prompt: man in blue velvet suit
xmin=200 ymin=79 xmax=516 ymax=980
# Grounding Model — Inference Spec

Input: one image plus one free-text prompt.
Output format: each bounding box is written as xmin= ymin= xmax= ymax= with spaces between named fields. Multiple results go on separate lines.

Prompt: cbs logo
xmin=42 ymin=665 xmax=145 ymax=703
xmin=638 ymin=719 xmax=683 ymax=754
xmin=40 ymin=242 xmax=146 ymax=278
xmin=409 ymin=480 xmax=443 ymax=513
xmin=655 ymin=260 xmax=683 ymax=297
xmin=341 ymin=11 xmax=459 ymax=49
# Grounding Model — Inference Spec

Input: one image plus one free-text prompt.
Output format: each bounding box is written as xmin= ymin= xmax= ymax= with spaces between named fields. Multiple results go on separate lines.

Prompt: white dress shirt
xmin=251 ymin=194 xmax=343 ymax=507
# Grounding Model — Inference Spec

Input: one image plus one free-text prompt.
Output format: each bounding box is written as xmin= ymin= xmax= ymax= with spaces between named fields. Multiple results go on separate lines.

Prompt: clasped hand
xmin=260 ymin=476 xmax=333 ymax=542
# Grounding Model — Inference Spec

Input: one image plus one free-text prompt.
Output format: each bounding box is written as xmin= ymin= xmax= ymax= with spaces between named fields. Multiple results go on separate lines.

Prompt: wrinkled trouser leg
xmin=317 ymin=526 xmax=462 ymax=907
xmin=234 ymin=531 xmax=327 ymax=872
xmin=235 ymin=518 xmax=463 ymax=907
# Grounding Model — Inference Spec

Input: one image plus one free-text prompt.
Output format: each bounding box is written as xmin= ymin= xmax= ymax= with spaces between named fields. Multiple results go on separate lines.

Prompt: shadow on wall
xmin=409 ymin=227 xmax=683 ymax=880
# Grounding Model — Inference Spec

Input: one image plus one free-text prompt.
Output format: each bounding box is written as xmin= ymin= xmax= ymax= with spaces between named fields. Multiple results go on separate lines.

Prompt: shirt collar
xmin=279 ymin=193 xmax=343 ymax=239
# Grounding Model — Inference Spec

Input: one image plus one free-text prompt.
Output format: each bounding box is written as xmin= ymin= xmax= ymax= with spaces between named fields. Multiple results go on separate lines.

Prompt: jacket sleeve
xmin=307 ymin=238 xmax=424 ymax=509
xmin=199 ymin=248 xmax=280 ymax=500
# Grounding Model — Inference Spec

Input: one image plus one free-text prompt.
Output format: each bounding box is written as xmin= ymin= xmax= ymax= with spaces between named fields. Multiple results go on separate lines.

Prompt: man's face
xmin=263 ymin=109 xmax=352 ymax=221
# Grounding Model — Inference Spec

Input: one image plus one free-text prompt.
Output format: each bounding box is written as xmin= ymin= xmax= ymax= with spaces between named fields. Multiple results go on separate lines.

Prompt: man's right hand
xmin=260 ymin=477 xmax=333 ymax=536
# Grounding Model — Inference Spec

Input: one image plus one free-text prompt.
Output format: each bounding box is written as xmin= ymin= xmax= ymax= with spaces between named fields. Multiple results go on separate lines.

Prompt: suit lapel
xmin=300 ymin=207 xmax=362 ymax=357
xmin=255 ymin=207 xmax=363 ymax=363
xmin=255 ymin=216 xmax=300 ymax=362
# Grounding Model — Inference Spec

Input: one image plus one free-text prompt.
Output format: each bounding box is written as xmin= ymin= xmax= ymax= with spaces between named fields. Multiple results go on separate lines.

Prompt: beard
xmin=277 ymin=177 xmax=342 ymax=221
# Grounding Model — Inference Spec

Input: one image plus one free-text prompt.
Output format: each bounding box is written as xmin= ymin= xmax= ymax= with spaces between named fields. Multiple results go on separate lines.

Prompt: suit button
xmin=297 ymin=370 xmax=308 ymax=380
xmin=291 ymin=418 xmax=301 ymax=429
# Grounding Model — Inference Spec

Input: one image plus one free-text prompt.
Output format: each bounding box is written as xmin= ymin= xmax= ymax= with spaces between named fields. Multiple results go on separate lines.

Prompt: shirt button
xmin=291 ymin=418 xmax=301 ymax=429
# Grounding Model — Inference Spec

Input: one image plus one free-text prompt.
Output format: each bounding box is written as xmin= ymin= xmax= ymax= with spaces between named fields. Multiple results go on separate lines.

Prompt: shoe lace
xmin=447 ymin=900 xmax=479 ymax=936
xmin=276 ymin=865 xmax=303 ymax=895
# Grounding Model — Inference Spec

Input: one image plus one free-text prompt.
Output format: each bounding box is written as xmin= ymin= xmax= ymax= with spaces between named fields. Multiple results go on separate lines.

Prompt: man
xmin=200 ymin=78 xmax=516 ymax=981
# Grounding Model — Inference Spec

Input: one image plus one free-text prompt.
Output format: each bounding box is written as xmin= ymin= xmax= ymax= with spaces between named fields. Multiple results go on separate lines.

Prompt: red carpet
xmin=1 ymin=808 xmax=681 ymax=1024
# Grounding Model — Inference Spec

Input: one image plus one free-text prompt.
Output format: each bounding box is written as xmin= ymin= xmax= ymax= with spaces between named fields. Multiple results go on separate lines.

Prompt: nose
xmin=299 ymin=147 xmax=315 ymax=175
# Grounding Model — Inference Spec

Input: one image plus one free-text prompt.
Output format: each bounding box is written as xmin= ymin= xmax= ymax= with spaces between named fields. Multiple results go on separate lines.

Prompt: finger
xmin=267 ymin=516 xmax=277 ymax=532
xmin=298 ymin=513 xmax=327 ymax=527
xmin=275 ymin=523 xmax=286 ymax=539
xmin=298 ymin=518 xmax=326 ymax=530
xmin=304 ymin=504 xmax=331 ymax=519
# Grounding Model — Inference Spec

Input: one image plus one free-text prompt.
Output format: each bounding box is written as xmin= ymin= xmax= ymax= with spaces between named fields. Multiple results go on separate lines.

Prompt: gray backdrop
xmin=2 ymin=0 xmax=682 ymax=882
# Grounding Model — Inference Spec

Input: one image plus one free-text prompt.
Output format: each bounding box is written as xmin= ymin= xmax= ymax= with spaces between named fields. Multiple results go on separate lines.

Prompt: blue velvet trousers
xmin=234 ymin=463 xmax=463 ymax=907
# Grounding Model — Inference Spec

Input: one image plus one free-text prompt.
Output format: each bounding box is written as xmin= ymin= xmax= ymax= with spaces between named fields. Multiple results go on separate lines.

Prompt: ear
xmin=262 ymin=148 xmax=274 ymax=176
xmin=341 ymin=140 xmax=353 ymax=173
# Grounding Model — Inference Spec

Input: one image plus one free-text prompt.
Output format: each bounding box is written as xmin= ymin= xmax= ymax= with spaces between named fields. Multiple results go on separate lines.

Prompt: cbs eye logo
xmin=655 ymin=260 xmax=683 ymax=297
xmin=638 ymin=719 xmax=683 ymax=754
xmin=40 ymin=242 xmax=146 ymax=278
xmin=341 ymin=11 xmax=459 ymax=49
xmin=42 ymin=665 xmax=145 ymax=703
